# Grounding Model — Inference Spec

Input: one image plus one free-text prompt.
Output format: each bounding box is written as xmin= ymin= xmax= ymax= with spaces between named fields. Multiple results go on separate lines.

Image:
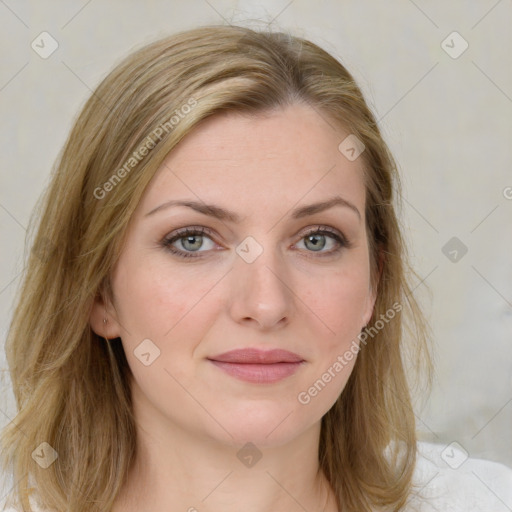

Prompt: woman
xmin=1 ymin=24 xmax=511 ymax=512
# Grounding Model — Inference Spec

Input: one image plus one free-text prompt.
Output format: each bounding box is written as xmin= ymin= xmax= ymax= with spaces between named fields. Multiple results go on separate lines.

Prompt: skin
xmin=90 ymin=103 xmax=378 ymax=512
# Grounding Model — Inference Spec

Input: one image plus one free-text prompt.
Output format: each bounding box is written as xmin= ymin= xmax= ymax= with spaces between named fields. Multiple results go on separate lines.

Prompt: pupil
xmin=185 ymin=235 xmax=201 ymax=250
xmin=307 ymin=234 xmax=325 ymax=251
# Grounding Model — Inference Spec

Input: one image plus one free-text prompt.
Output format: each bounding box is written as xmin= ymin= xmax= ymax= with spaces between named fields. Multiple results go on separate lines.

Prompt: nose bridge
xmin=229 ymin=234 xmax=293 ymax=327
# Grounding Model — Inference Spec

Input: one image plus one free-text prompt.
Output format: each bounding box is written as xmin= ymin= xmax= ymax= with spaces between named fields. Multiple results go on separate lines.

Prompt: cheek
xmin=296 ymin=274 xmax=366 ymax=414
xmin=304 ymin=264 xmax=370 ymax=343
xmin=112 ymin=255 xmax=218 ymax=339
xmin=299 ymin=260 xmax=370 ymax=410
xmin=111 ymin=257 xmax=215 ymax=388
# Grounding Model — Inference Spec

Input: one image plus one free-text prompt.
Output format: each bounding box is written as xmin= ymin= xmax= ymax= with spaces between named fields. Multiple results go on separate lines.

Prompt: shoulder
xmin=405 ymin=441 xmax=512 ymax=512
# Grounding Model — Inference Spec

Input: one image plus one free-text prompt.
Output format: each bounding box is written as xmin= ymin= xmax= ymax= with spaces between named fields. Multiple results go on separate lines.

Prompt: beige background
xmin=1 ymin=0 xmax=511 ymax=473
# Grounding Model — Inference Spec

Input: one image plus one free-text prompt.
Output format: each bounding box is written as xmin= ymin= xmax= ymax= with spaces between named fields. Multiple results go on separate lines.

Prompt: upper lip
xmin=208 ymin=348 xmax=304 ymax=364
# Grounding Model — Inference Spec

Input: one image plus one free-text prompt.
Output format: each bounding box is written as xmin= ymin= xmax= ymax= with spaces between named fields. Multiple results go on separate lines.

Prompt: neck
xmin=112 ymin=387 xmax=338 ymax=511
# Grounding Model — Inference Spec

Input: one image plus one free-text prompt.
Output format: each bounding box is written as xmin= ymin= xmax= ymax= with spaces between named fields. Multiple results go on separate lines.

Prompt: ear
xmin=362 ymin=248 xmax=384 ymax=327
xmin=362 ymin=286 xmax=377 ymax=328
xmin=89 ymin=290 xmax=122 ymax=340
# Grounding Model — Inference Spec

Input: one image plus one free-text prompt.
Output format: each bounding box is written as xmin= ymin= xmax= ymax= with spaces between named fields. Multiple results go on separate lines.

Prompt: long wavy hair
xmin=1 ymin=24 xmax=431 ymax=512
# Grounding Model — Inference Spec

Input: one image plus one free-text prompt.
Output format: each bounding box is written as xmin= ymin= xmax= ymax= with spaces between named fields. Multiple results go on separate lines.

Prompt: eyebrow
xmin=145 ymin=195 xmax=361 ymax=222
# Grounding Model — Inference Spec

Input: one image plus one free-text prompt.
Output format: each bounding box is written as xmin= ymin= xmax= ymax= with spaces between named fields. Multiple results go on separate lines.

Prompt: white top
xmin=406 ymin=441 xmax=512 ymax=511
xmin=1 ymin=441 xmax=511 ymax=511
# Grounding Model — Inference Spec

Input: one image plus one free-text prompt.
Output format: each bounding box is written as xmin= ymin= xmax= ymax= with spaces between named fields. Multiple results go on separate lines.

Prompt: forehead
xmin=139 ymin=103 xmax=366 ymax=218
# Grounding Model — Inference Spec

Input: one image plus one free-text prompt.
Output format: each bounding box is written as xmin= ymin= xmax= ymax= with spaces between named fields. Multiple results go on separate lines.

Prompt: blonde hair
xmin=1 ymin=24 xmax=432 ymax=511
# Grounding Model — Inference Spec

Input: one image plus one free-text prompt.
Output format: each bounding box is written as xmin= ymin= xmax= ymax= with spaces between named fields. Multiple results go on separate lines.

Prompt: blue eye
xmin=162 ymin=227 xmax=215 ymax=258
xmin=161 ymin=226 xmax=350 ymax=259
xmin=298 ymin=228 xmax=348 ymax=254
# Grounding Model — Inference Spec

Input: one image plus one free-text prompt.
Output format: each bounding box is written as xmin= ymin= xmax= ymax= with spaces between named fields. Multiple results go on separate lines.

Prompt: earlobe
xmin=89 ymin=293 xmax=121 ymax=340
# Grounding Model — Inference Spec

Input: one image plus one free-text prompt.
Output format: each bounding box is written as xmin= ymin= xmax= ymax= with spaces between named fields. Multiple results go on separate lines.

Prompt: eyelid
xmin=161 ymin=224 xmax=351 ymax=258
xmin=300 ymin=225 xmax=350 ymax=245
xmin=161 ymin=225 xmax=218 ymax=247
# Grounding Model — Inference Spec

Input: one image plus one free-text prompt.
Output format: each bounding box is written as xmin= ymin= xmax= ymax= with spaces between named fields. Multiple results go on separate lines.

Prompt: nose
xmin=227 ymin=241 xmax=294 ymax=331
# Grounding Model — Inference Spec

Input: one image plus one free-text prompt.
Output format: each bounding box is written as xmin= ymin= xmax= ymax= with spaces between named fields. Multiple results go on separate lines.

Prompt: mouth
xmin=207 ymin=348 xmax=305 ymax=384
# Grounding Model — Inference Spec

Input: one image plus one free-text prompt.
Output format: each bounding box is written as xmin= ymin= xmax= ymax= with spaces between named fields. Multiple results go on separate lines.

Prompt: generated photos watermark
xmin=297 ymin=301 xmax=402 ymax=405
xmin=93 ymin=97 xmax=198 ymax=200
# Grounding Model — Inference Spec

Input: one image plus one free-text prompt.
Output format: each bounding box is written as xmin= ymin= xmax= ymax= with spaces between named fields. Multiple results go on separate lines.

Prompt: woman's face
xmin=93 ymin=103 xmax=377 ymax=447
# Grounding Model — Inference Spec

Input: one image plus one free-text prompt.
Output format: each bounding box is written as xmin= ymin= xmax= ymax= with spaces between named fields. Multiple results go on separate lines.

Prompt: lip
xmin=207 ymin=348 xmax=305 ymax=384
xmin=209 ymin=348 xmax=304 ymax=364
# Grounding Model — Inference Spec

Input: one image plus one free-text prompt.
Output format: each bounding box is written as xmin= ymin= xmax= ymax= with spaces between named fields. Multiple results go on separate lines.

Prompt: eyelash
xmin=161 ymin=225 xmax=351 ymax=259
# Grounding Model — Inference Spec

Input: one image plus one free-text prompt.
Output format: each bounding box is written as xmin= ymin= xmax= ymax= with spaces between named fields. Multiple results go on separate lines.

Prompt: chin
xmin=205 ymin=399 xmax=322 ymax=449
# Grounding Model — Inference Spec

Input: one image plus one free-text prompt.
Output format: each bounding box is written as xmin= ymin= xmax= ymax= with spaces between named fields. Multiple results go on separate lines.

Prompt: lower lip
xmin=209 ymin=360 xmax=304 ymax=383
